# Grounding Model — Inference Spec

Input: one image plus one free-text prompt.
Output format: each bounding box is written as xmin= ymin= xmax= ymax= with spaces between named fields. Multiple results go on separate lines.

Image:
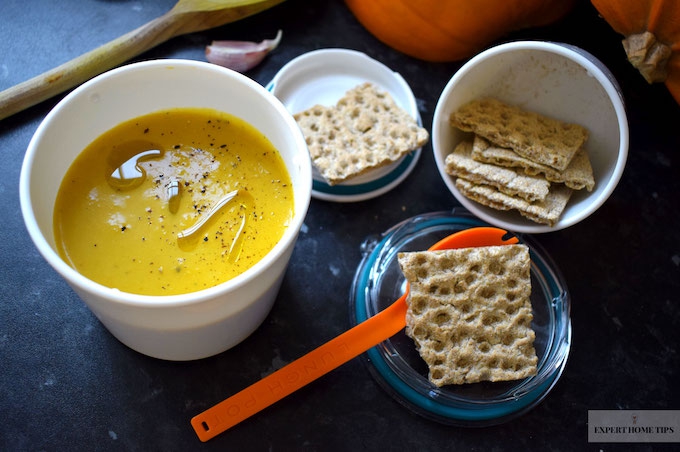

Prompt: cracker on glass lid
xmin=294 ymin=82 xmax=429 ymax=185
xmin=450 ymin=98 xmax=588 ymax=172
xmin=445 ymin=140 xmax=550 ymax=202
xmin=398 ymin=245 xmax=538 ymax=386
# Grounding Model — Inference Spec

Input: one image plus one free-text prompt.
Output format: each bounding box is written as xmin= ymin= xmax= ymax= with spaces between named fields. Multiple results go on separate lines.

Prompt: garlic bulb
xmin=206 ymin=30 xmax=282 ymax=72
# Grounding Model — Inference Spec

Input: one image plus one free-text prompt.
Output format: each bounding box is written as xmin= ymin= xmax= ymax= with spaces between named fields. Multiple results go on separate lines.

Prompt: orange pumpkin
xmin=591 ymin=0 xmax=680 ymax=105
xmin=344 ymin=0 xmax=576 ymax=62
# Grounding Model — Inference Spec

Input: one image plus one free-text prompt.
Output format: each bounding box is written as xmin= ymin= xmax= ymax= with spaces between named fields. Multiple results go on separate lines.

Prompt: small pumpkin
xmin=344 ymin=0 xmax=576 ymax=62
xmin=591 ymin=0 xmax=680 ymax=104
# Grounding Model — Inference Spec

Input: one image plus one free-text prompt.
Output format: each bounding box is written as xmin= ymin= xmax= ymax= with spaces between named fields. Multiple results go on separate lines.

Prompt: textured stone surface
xmin=1 ymin=0 xmax=678 ymax=450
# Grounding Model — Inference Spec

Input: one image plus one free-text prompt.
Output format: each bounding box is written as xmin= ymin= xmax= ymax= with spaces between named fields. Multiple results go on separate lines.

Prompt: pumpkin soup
xmin=54 ymin=108 xmax=293 ymax=295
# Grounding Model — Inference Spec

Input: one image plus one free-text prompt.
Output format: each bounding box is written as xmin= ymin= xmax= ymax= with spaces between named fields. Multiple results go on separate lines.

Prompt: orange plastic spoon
xmin=191 ymin=226 xmax=518 ymax=441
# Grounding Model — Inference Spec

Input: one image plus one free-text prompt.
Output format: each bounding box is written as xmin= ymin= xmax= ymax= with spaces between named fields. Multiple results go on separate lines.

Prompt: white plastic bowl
xmin=20 ymin=59 xmax=313 ymax=360
xmin=432 ymin=41 xmax=628 ymax=233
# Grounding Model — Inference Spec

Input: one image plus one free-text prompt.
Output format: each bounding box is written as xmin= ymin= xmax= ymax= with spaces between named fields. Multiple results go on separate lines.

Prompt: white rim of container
xmin=432 ymin=41 xmax=629 ymax=233
xmin=19 ymin=59 xmax=312 ymax=308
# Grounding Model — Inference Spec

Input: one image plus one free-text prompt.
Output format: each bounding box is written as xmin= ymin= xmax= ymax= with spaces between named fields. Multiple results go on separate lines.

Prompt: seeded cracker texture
xmin=445 ymin=140 xmax=550 ymax=202
xmin=471 ymin=135 xmax=595 ymax=192
xmin=455 ymin=178 xmax=572 ymax=227
xmin=397 ymin=245 xmax=538 ymax=386
xmin=450 ymin=98 xmax=588 ymax=171
xmin=293 ymin=82 xmax=429 ymax=185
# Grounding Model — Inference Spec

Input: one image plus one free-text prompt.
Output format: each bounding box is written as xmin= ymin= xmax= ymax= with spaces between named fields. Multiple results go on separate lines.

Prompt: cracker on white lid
xmin=294 ymin=82 xmax=428 ymax=185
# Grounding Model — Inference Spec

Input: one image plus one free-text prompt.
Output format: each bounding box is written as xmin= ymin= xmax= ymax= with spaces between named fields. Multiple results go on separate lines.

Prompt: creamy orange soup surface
xmin=54 ymin=108 xmax=293 ymax=295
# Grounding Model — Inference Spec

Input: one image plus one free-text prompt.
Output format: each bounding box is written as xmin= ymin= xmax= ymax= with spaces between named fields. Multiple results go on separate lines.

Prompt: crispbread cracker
xmin=450 ymin=98 xmax=588 ymax=171
xmin=398 ymin=245 xmax=538 ymax=386
xmin=445 ymin=140 xmax=550 ymax=202
xmin=455 ymin=178 xmax=572 ymax=226
xmin=294 ymin=82 xmax=429 ymax=185
xmin=472 ymin=135 xmax=595 ymax=191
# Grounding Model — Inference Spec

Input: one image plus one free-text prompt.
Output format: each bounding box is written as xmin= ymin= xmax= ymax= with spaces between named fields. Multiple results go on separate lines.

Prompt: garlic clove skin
xmin=206 ymin=30 xmax=282 ymax=73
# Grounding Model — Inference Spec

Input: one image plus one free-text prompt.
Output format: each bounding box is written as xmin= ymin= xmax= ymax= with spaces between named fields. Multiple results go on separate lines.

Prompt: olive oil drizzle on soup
xmin=54 ymin=108 xmax=293 ymax=295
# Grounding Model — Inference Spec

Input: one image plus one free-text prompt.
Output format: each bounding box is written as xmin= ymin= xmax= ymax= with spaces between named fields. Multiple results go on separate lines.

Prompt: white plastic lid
xmin=267 ymin=49 xmax=423 ymax=202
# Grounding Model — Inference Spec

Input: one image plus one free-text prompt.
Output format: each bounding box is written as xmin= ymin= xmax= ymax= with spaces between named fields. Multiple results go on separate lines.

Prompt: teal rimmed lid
xmin=350 ymin=209 xmax=571 ymax=425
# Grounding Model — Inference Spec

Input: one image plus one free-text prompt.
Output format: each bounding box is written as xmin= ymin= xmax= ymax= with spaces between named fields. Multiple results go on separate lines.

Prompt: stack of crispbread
xmin=294 ymin=82 xmax=429 ymax=185
xmin=398 ymin=244 xmax=538 ymax=387
xmin=446 ymin=98 xmax=595 ymax=226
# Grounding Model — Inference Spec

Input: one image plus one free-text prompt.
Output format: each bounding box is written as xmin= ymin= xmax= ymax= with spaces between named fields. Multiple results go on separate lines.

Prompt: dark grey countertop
xmin=1 ymin=1 xmax=679 ymax=450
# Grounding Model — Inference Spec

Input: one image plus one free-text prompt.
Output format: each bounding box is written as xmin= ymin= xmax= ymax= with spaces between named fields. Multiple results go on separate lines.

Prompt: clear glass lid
xmin=350 ymin=209 xmax=571 ymax=426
